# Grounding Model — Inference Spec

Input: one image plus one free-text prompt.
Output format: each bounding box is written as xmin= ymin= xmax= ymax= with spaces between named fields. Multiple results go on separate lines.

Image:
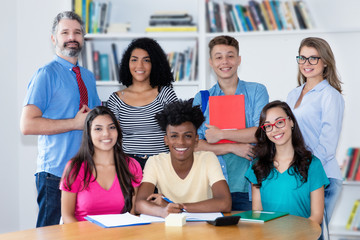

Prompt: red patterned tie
xmin=72 ymin=66 xmax=88 ymax=110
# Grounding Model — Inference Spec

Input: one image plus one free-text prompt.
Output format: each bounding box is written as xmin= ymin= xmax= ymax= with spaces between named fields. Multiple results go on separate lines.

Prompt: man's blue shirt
xmin=24 ymin=55 xmax=101 ymax=177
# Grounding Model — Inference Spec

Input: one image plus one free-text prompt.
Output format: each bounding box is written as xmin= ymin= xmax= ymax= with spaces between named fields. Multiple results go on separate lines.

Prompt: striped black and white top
xmin=107 ymin=86 xmax=178 ymax=155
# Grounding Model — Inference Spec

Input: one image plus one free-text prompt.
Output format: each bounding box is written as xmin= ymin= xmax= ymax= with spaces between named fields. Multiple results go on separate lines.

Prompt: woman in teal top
xmin=245 ymin=101 xmax=329 ymax=225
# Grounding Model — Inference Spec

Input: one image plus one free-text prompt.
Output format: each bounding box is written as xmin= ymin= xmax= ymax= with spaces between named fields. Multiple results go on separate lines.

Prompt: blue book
xmin=99 ymin=54 xmax=110 ymax=81
xmin=234 ymin=4 xmax=248 ymax=32
xmin=269 ymin=0 xmax=282 ymax=30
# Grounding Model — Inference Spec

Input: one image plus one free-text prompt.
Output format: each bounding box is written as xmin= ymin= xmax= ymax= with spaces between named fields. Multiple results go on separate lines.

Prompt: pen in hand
xmin=162 ymin=196 xmax=186 ymax=212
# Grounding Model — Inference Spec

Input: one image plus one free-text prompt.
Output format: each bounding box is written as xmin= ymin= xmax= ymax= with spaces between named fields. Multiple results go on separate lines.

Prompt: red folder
xmin=209 ymin=95 xmax=245 ymax=144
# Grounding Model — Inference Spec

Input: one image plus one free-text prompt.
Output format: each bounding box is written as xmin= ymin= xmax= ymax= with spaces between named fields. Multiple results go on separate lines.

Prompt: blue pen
xmin=162 ymin=196 xmax=186 ymax=212
xmin=162 ymin=196 xmax=174 ymax=203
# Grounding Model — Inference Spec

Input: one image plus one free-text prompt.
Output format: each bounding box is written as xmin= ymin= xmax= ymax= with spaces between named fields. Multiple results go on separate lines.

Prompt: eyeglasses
xmin=261 ymin=117 xmax=290 ymax=133
xmin=296 ymin=56 xmax=321 ymax=65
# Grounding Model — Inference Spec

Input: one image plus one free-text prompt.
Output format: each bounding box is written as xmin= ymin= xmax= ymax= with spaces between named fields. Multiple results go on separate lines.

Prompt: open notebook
xmin=140 ymin=212 xmax=223 ymax=222
xmin=85 ymin=212 xmax=151 ymax=228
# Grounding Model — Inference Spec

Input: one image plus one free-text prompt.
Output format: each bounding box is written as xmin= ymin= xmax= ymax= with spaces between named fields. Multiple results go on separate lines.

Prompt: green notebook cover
xmin=233 ymin=210 xmax=289 ymax=223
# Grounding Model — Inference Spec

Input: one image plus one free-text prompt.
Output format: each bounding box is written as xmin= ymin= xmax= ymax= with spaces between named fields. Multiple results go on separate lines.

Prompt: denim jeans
xmin=35 ymin=172 xmax=61 ymax=227
xmin=231 ymin=192 xmax=252 ymax=211
xmin=319 ymin=178 xmax=343 ymax=240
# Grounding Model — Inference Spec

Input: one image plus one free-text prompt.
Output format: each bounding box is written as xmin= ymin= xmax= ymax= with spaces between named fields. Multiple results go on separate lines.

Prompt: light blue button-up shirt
xmin=287 ymin=80 xmax=344 ymax=180
xmin=193 ymin=79 xmax=269 ymax=193
xmin=24 ymin=55 xmax=101 ymax=177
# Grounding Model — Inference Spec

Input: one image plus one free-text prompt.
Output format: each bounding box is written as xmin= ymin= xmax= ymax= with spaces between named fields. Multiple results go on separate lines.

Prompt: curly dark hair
xmin=119 ymin=37 xmax=174 ymax=89
xmin=252 ymin=101 xmax=312 ymax=188
xmin=63 ymin=106 xmax=139 ymax=213
xmin=155 ymin=99 xmax=205 ymax=132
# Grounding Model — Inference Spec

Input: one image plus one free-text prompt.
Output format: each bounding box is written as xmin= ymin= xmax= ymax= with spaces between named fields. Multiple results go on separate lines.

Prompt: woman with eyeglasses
xmin=286 ymin=37 xmax=344 ymax=226
xmin=245 ymin=100 xmax=329 ymax=225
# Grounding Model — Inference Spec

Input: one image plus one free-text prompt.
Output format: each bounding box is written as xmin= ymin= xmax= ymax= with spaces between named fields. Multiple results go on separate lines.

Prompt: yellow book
xmin=74 ymin=0 xmax=82 ymax=18
xmin=346 ymin=199 xmax=360 ymax=229
xmin=145 ymin=26 xmax=197 ymax=32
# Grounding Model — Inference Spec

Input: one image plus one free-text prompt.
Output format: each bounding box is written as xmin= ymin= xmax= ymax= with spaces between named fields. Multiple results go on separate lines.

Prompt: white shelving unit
xmin=330 ymin=181 xmax=360 ymax=240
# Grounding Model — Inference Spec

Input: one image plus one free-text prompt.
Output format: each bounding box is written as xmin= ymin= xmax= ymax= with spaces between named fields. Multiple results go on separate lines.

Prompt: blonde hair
xmin=297 ymin=37 xmax=342 ymax=93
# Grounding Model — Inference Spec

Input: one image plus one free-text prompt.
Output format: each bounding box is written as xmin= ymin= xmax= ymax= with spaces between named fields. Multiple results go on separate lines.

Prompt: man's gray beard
xmin=60 ymin=47 xmax=82 ymax=58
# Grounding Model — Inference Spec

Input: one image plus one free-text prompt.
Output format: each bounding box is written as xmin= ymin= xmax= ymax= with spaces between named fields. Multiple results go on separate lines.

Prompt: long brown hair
xmin=253 ymin=101 xmax=312 ymax=187
xmin=63 ymin=106 xmax=139 ymax=212
xmin=297 ymin=37 xmax=342 ymax=93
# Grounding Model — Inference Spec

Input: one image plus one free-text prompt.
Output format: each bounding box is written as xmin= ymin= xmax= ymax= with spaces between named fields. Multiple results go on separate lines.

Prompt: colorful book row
xmin=342 ymin=148 xmax=360 ymax=182
xmin=206 ymin=0 xmax=314 ymax=33
xmin=346 ymin=199 xmax=360 ymax=231
xmin=167 ymin=43 xmax=198 ymax=82
xmin=73 ymin=0 xmax=112 ymax=34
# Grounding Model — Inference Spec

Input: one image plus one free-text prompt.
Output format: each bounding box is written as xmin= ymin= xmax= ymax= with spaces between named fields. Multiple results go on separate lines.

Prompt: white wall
xmin=0 ymin=0 xmax=19 ymax=234
xmin=0 ymin=0 xmax=71 ymax=233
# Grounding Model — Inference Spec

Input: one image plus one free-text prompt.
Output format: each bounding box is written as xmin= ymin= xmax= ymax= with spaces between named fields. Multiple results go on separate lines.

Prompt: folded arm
xmin=205 ymin=124 xmax=257 ymax=144
xmin=20 ymin=104 xmax=90 ymax=135
xmin=183 ymin=180 xmax=231 ymax=213
xmin=195 ymin=139 xmax=255 ymax=161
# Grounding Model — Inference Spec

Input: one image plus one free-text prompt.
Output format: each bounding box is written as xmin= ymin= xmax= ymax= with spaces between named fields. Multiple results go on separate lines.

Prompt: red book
xmin=209 ymin=95 xmax=245 ymax=144
xmin=347 ymin=148 xmax=359 ymax=180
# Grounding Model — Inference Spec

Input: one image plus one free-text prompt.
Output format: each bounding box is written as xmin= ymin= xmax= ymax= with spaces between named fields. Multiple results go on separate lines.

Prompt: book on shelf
xmin=233 ymin=210 xmax=288 ymax=223
xmin=111 ymin=43 xmax=119 ymax=82
xmin=145 ymin=26 xmax=197 ymax=32
xmin=206 ymin=0 xmax=315 ymax=33
xmin=99 ymin=53 xmax=110 ymax=81
xmin=73 ymin=0 xmax=112 ymax=33
xmin=93 ymin=51 xmax=101 ymax=81
xmin=209 ymin=95 xmax=245 ymax=144
xmin=224 ymin=3 xmax=236 ymax=32
xmin=234 ymin=4 xmax=249 ymax=32
xmin=342 ymin=147 xmax=360 ymax=181
xmin=346 ymin=199 xmax=360 ymax=230
xmin=350 ymin=200 xmax=360 ymax=231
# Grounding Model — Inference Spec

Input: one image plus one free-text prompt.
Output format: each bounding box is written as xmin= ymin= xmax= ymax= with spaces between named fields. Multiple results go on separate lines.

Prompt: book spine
xmin=99 ymin=53 xmax=110 ymax=81
xmin=269 ymin=0 xmax=282 ymax=30
xmin=246 ymin=5 xmax=258 ymax=31
xmin=293 ymin=1 xmax=307 ymax=29
xmin=259 ymin=2 xmax=272 ymax=30
xmin=288 ymin=1 xmax=300 ymax=29
xmin=346 ymin=199 xmax=360 ymax=229
xmin=207 ymin=0 xmax=217 ymax=33
xmin=219 ymin=0 xmax=228 ymax=32
xmin=249 ymin=1 xmax=264 ymax=31
xmin=263 ymin=0 xmax=277 ymax=30
xmin=229 ymin=4 xmax=240 ymax=32
xmin=234 ymin=5 xmax=248 ymax=32
xmin=347 ymin=148 xmax=359 ymax=180
xmin=254 ymin=1 xmax=268 ymax=31
xmin=93 ymin=51 xmax=100 ymax=81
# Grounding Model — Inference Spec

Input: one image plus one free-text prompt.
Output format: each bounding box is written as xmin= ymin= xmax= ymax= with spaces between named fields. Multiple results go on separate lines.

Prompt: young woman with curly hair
xmin=107 ymin=38 xmax=178 ymax=169
xmin=245 ymin=101 xmax=329 ymax=225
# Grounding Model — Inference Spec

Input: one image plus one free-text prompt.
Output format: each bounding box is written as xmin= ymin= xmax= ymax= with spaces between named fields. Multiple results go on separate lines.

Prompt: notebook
xmin=140 ymin=212 xmax=223 ymax=222
xmin=85 ymin=212 xmax=151 ymax=228
xmin=209 ymin=95 xmax=245 ymax=144
xmin=233 ymin=210 xmax=288 ymax=223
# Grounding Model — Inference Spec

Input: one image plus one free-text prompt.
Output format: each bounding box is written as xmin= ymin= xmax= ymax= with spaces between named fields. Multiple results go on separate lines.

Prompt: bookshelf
xmin=330 ymin=181 xmax=360 ymax=239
